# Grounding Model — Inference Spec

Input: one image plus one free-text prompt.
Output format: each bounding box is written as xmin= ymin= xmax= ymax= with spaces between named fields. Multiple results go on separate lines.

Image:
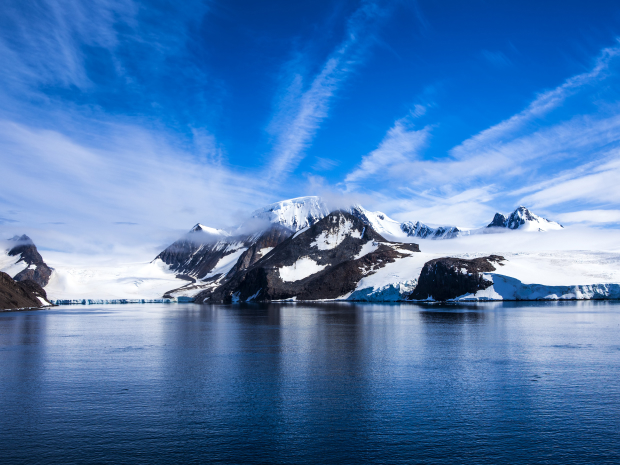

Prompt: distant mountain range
xmin=153 ymin=196 xmax=582 ymax=303
xmin=4 ymin=196 xmax=609 ymax=308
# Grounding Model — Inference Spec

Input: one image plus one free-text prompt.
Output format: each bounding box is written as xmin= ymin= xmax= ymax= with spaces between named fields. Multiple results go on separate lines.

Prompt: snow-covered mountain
xmin=24 ymin=195 xmax=619 ymax=304
xmin=154 ymin=198 xmax=570 ymax=298
xmin=347 ymin=204 xmax=462 ymax=240
xmin=195 ymin=210 xmax=419 ymax=303
xmin=347 ymin=205 xmax=406 ymax=238
xmin=487 ymin=206 xmax=563 ymax=231
xmin=1 ymin=235 xmax=53 ymax=288
xmin=155 ymin=223 xmax=289 ymax=280
xmin=249 ymin=196 xmax=331 ymax=232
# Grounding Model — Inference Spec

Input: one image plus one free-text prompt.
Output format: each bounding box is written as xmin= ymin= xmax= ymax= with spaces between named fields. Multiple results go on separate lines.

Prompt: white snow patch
xmin=354 ymin=241 xmax=379 ymax=260
xmin=293 ymin=226 xmax=310 ymax=239
xmin=350 ymin=205 xmax=408 ymax=239
xmin=452 ymin=274 xmax=620 ymax=301
xmin=257 ymin=247 xmax=274 ymax=257
xmin=279 ymin=256 xmax=327 ymax=282
xmin=311 ymin=218 xmax=361 ymax=250
xmin=202 ymin=248 xmax=247 ymax=280
xmin=351 ymin=252 xmax=435 ymax=299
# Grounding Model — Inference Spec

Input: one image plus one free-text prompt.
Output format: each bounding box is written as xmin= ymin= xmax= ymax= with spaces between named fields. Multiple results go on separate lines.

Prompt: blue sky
xmin=2 ymin=0 xmax=620 ymax=253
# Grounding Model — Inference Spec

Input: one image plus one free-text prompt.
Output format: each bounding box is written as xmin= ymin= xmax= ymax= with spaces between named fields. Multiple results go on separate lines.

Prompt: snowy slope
xmin=44 ymin=255 xmax=183 ymax=301
xmin=347 ymin=205 xmax=407 ymax=238
xmin=347 ymin=204 xmax=463 ymax=240
xmin=346 ymin=227 xmax=620 ymax=301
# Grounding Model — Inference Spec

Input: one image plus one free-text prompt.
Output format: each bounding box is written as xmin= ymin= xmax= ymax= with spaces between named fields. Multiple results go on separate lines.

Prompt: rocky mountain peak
xmin=189 ymin=223 xmax=230 ymax=237
xmin=487 ymin=206 xmax=563 ymax=231
xmin=9 ymin=234 xmax=34 ymax=245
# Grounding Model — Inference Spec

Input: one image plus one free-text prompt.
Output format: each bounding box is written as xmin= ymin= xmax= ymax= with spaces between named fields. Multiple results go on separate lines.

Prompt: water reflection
xmin=1 ymin=301 xmax=620 ymax=464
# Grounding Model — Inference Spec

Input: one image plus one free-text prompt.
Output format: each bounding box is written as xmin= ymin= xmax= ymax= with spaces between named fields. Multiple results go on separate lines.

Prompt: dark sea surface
xmin=1 ymin=301 xmax=619 ymax=464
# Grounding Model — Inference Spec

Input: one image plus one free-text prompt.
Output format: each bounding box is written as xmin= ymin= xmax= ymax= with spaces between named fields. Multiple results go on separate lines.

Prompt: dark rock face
xmin=227 ymin=226 xmax=292 ymax=275
xmin=487 ymin=213 xmax=508 ymax=228
xmin=155 ymin=232 xmax=227 ymax=279
xmin=161 ymin=225 xmax=292 ymax=298
xmin=196 ymin=211 xmax=420 ymax=303
xmin=408 ymin=255 xmax=505 ymax=301
xmin=0 ymin=272 xmax=51 ymax=310
xmin=8 ymin=235 xmax=53 ymax=287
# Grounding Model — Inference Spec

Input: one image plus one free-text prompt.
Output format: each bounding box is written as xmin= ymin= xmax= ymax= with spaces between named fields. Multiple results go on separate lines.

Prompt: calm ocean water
xmin=1 ymin=301 xmax=619 ymax=464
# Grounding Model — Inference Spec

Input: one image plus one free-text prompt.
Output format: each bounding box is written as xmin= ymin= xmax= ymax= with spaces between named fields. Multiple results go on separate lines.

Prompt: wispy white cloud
xmin=452 ymin=41 xmax=620 ymax=159
xmin=344 ymin=116 xmax=432 ymax=188
xmin=0 ymin=0 xmax=136 ymax=91
xmin=519 ymin=156 xmax=620 ymax=209
xmin=481 ymin=50 xmax=513 ymax=68
xmin=312 ymin=156 xmax=340 ymax=171
xmin=555 ymin=209 xmax=620 ymax=224
xmin=0 ymin=120 xmax=276 ymax=256
xmin=342 ymin=41 xmax=620 ymax=227
xmin=267 ymin=1 xmax=388 ymax=178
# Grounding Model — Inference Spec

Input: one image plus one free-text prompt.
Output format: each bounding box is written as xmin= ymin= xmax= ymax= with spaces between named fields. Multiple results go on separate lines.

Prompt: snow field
xmin=279 ymin=256 xmax=327 ymax=282
xmin=44 ymin=258 xmax=183 ymax=300
xmin=201 ymin=248 xmax=247 ymax=280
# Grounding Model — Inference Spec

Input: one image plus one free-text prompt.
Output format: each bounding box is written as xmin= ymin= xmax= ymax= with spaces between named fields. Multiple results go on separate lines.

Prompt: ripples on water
xmin=1 ymin=301 xmax=619 ymax=464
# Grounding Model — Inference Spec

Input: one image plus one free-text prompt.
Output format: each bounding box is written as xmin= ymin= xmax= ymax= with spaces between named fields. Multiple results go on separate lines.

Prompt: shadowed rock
xmin=0 ymin=272 xmax=51 ymax=310
xmin=408 ymin=255 xmax=505 ymax=301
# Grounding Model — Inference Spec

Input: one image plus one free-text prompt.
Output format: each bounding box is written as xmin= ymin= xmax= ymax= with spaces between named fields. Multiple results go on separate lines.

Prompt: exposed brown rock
xmin=0 ymin=272 xmax=51 ymax=310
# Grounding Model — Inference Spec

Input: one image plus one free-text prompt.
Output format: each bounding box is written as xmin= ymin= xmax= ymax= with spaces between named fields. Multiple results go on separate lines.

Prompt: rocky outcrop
xmin=196 ymin=211 xmax=420 ymax=303
xmin=408 ymin=255 xmax=505 ymax=301
xmin=487 ymin=213 xmax=507 ymax=228
xmin=227 ymin=225 xmax=292 ymax=274
xmin=0 ymin=272 xmax=51 ymax=310
xmin=7 ymin=235 xmax=53 ymax=287
xmin=154 ymin=226 xmax=287 ymax=280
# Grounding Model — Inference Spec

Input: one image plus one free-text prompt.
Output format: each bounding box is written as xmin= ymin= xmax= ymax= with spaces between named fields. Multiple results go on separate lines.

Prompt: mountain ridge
xmin=156 ymin=197 xmax=565 ymax=295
